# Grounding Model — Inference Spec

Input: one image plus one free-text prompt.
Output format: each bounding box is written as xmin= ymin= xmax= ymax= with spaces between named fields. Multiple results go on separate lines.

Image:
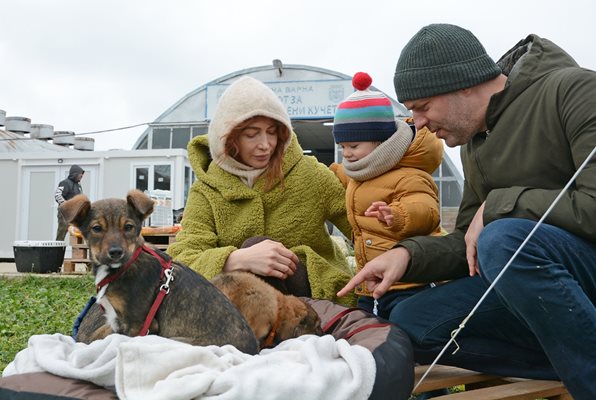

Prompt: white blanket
xmin=3 ymin=333 xmax=376 ymax=400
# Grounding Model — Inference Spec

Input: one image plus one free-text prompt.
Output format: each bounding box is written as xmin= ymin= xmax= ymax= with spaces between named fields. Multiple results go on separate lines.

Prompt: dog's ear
xmin=126 ymin=190 xmax=155 ymax=220
xmin=59 ymin=194 xmax=91 ymax=227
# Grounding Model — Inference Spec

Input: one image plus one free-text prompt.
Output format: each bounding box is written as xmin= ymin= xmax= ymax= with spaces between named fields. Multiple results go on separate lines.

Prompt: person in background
xmin=330 ymin=72 xmax=444 ymax=318
xmin=338 ymin=23 xmax=596 ymax=398
xmin=54 ymin=164 xmax=84 ymax=241
xmin=168 ymin=76 xmax=355 ymax=306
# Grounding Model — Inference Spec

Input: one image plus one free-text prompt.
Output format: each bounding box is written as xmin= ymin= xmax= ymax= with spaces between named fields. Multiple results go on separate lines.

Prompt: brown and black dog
xmin=211 ymin=271 xmax=323 ymax=349
xmin=60 ymin=190 xmax=258 ymax=354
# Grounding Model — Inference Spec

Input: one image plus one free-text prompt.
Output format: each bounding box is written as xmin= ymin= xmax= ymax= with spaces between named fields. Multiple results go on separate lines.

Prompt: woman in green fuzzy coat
xmin=168 ymin=76 xmax=356 ymax=306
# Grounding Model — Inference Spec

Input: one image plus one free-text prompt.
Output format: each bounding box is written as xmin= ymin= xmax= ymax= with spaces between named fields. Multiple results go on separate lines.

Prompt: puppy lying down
xmin=211 ymin=271 xmax=323 ymax=349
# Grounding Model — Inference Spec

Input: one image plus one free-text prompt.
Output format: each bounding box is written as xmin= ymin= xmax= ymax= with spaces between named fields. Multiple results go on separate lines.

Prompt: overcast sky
xmin=2 ymin=0 xmax=595 ymax=173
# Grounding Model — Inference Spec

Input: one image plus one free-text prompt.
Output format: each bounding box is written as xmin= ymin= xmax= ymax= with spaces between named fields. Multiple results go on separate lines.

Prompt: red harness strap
xmin=95 ymin=243 xmax=174 ymax=337
xmin=262 ymin=303 xmax=283 ymax=348
xmin=139 ymin=245 xmax=173 ymax=336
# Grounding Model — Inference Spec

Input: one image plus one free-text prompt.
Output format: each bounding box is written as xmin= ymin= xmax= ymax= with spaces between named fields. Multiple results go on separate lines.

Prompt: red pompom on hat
xmin=352 ymin=72 xmax=372 ymax=90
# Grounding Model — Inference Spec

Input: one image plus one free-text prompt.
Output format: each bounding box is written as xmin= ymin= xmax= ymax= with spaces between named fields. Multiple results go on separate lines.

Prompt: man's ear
xmin=59 ymin=194 xmax=91 ymax=227
xmin=126 ymin=190 xmax=155 ymax=221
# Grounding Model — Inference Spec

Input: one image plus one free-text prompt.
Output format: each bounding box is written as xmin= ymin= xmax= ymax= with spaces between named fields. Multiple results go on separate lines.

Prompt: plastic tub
xmin=13 ymin=241 xmax=67 ymax=273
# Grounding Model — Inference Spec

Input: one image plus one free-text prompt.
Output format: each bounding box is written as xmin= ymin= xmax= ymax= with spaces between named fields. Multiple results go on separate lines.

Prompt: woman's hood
xmin=207 ymin=76 xmax=293 ymax=166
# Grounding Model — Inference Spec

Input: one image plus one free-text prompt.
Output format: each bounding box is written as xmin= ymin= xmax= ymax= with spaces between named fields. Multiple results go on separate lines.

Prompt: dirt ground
xmin=0 ymin=262 xmax=16 ymax=273
xmin=0 ymin=262 xmax=88 ymax=276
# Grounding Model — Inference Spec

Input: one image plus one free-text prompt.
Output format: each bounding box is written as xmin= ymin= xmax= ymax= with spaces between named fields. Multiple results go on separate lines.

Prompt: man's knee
xmin=389 ymin=300 xmax=429 ymax=345
xmin=478 ymin=218 xmax=535 ymax=246
xmin=477 ymin=218 xmax=535 ymax=276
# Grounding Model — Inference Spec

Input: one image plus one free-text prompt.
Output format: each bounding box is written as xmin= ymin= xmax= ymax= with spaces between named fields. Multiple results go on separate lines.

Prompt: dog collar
xmin=262 ymin=302 xmax=283 ymax=348
xmin=95 ymin=245 xmax=144 ymax=292
xmin=95 ymin=244 xmax=174 ymax=292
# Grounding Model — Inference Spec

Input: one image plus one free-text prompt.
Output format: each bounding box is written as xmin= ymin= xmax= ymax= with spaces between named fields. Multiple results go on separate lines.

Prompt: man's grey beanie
xmin=394 ymin=24 xmax=501 ymax=102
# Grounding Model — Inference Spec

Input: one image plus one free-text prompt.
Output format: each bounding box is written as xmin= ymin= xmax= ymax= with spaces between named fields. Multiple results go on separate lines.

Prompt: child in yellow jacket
xmin=330 ymin=72 xmax=444 ymax=318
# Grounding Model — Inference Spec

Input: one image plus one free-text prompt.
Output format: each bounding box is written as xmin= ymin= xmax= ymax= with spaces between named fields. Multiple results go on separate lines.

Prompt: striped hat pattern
xmin=332 ymin=72 xmax=397 ymax=143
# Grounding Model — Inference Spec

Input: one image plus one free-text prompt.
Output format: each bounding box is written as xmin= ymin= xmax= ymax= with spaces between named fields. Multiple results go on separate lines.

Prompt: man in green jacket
xmin=339 ymin=24 xmax=595 ymax=398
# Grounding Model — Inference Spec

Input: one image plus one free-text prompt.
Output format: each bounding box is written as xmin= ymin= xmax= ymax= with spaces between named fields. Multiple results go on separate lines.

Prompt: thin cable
xmin=413 ymin=144 xmax=596 ymax=393
xmin=0 ymin=122 xmax=151 ymax=141
xmin=77 ymin=122 xmax=151 ymax=136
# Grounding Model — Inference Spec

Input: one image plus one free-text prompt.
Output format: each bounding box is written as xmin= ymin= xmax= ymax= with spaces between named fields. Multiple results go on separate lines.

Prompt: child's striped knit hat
xmin=332 ymin=72 xmax=397 ymax=143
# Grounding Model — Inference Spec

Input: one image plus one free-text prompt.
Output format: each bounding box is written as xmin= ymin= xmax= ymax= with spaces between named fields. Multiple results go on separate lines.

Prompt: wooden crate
xmin=62 ymin=234 xmax=91 ymax=273
xmin=62 ymin=227 xmax=178 ymax=273
xmin=141 ymin=232 xmax=177 ymax=251
xmin=413 ymin=365 xmax=572 ymax=400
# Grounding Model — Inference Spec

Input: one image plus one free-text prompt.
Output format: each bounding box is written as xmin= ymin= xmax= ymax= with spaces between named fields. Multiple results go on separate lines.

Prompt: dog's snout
xmin=108 ymin=246 xmax=124 ymax=260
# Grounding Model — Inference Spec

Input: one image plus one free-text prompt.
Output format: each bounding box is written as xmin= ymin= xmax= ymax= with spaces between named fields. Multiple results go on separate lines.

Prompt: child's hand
xmin=365 ymin=201 xmax=394 ymax=227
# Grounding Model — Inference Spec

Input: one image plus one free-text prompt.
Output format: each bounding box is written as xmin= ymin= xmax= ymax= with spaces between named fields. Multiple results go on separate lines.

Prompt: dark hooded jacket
xmin=54 ymin=165 xmax=84 ymax=205
xmin=399 ymin=34 xmax=596 ymax=282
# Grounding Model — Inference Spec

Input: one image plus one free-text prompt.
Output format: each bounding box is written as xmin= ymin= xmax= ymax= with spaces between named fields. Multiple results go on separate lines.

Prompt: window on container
xmin=192 ymin=126 xmax=208 ymax=138
xmin=135 ymin=167 xmax=149 ymax=192
xmin=152 ymin=128 xmax=171 ymax=149
xmin=172 ymin=127 xmax=191 ymax=149
xmin=154 ymin=165 xmax=171 ymax=191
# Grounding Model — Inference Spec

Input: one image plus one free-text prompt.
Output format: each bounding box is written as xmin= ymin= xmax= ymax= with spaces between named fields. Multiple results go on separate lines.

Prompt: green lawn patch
xmin=0 ymin=275 xmax=95 ymax=374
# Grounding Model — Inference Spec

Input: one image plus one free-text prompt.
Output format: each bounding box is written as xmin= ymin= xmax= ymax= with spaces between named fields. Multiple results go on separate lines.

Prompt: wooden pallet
xmin=413 ymin=365 xmax=572 ymax=400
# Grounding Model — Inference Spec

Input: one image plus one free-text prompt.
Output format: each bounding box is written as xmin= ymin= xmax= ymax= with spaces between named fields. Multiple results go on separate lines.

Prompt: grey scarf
xmin=216 ymin=157 xmax=267 ymax=188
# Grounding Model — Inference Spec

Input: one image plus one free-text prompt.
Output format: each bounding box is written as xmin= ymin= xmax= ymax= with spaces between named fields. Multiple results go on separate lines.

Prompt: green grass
xmin=0 ymin=275 xmax=95 ymax=374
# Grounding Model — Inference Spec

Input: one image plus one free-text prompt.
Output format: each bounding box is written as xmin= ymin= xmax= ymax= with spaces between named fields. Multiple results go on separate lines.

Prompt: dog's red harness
xmin=95 ymin=243 xmax=174 ymax=337
xmin=262 ymin=303 xmax=283 ymax=349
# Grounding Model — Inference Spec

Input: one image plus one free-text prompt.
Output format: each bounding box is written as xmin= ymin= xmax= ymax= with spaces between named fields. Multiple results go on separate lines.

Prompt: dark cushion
xmin=0 ymin=372 xmax=117 ymax=400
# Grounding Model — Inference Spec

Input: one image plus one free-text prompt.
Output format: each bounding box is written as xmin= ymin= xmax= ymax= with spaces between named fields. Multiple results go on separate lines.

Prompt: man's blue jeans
xmin=392 ymin=218 xmax=596 ymax=399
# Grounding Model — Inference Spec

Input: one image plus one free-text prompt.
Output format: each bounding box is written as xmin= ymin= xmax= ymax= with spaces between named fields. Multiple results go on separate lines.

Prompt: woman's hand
xmin=223 ymin=239 xmax=299 ymax=279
